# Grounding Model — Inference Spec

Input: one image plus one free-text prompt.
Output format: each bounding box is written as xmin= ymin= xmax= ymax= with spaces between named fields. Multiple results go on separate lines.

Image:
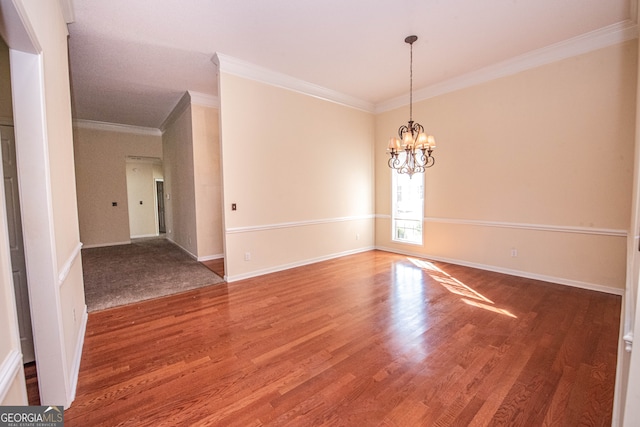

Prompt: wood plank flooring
xmin=24 ymin=362 xmax=40 ymax=406
xmin=202 ymin=258 xmax=224 ymax=278
xmin=63 ymin=250 xmax=620 ymax=426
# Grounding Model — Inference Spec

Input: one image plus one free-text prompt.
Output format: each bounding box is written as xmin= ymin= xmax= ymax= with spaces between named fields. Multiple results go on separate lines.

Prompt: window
xmin=392 ymin=172 xmax=424 ymax=245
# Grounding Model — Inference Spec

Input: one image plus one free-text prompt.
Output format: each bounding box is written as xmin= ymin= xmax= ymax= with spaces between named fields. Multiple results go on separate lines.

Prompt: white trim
xmin=424 ymin=216 xmax=627 ymax=237
xmin=126 ymin=156 xmax=162 ymax=165
xmin=226 ymin=214 xmax=375 ymax=234
xmin=213 ymin=53 xmax=375 ymax=113
xmin=188 ymin=91 xmax=219 ymax=108
xmin=376 ymin=245 xmax=624 ymax=296
xmin=11 ymin=46 xmax=71 ymax=407
xmin=0 ymin=350 xmax=22 ymax=403
xmin=160 ymin=91 xmax=219 ymax=132
xmin=197 ymin=253 xmax=224 ymax=262
xmin=73 ymin=119 xmax=161 ymax=136
xmin=226 ymin=246 xmax=374 ymax=283
xmin=130 ymin=233 xmax=160 ymax=239
xmin=58 ymin=242 xmax=82 ymax=287
xmin=67 ymin=305 xmax=87 ymax=406
xmin=376 ymin=20 xmax=639 ymax=113
xmin=624 ymin=331 xmax=634 ymax=352
xmin=58 ymin=0 xmax=74 ymax=24
xmin=375 ymin=214 xmax=627 ymax=238
xmin=81 ymin=240 xmax=131 ymax=249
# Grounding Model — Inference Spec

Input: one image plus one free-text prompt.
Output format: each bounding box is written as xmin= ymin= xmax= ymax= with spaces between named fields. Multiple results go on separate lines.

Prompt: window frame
xmin=391 ymin=171 xmax=424 ymax=245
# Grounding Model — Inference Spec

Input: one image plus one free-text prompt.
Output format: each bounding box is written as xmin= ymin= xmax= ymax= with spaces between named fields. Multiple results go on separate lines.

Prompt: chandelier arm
xmin=416 ymin=150 xmax=435 ymax=169
xmin=412 ymin=122 xmax=424 ymax=135
xmin=388 ymin=154 xmax=401 ymax=169
xmin=398 ymin=124 xmax=409 ymax=139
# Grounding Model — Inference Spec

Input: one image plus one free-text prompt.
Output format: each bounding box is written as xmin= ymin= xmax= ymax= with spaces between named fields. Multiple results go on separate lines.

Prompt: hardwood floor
xmin=64 ymin=250 xmax=620 ymax=426
xmin=202 ymin=257 xmax=225 ymax=278
xmin=24 ymin=362 xmax=40 ymax=406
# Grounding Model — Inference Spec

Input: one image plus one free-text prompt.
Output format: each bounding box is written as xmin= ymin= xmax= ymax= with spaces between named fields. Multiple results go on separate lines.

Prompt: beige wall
xmin=162 ymin=101 xmax=197 ymax=255
xmin=74 ymin=125 xmax=162 ymax=247
xmin=376 ymin=40 xmax=637 ymax=292
xmin=192 ymin=104 xmax=223 ymax=259
xmin=218 ymin=74 xmax=375 ymax=280
xmin=162 ymin=96 xmax=223 ymax=260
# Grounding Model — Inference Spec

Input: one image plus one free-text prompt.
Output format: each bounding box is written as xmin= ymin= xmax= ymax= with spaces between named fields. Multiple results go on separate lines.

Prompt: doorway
xmin=156 ymin=179 xmax=166 ymax=234
xmin=125 ymin=156 xmax=164 ymax=238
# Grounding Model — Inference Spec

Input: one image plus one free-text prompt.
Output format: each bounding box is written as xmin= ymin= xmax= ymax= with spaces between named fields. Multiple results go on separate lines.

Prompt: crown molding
xmin=213 ymin=53 xmax=375 ymax=113
xmin=376 ymin=20 xmax=639 ymax=113
xmin=59 ymin=0 xmax=75 ymax=24
xmin=159 ymin=91 xmax=191 ymax=132
xmin=188 ymin=91 xmax=219 ymax=108
xmin=73 ymin=119 xmax=161 ymax=136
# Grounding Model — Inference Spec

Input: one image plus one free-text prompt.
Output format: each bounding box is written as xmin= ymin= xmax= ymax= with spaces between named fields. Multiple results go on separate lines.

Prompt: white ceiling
xmin=67 ymin=0 xmax=635 ymax=129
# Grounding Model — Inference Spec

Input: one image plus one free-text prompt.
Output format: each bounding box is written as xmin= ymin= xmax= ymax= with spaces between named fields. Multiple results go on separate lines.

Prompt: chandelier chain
xmin=409 ymin=39 xmax=413 ymax=123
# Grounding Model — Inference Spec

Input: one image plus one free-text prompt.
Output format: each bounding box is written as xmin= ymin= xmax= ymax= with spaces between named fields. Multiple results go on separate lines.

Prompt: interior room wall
xmin=375 ymin=40 xmax=637 ymax=293
xmin=191 ymin=103 xmax=223 ymax=260
xmin=73 ymin=124 xmax=162 ymax=247
xmin=218 ymin=73 xmax=375 ymax=281
xmin=162 ymin=99 xmax=198 ymax=256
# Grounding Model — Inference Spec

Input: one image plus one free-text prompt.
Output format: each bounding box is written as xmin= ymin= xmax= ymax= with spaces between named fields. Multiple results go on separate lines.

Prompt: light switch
xmin=232 ymin=203 xmax=237 ymax=211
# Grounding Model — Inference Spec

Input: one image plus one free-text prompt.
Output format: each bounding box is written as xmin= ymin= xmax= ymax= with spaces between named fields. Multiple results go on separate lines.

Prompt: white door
xmin=1 ymin=125 xmax=34 ymax=363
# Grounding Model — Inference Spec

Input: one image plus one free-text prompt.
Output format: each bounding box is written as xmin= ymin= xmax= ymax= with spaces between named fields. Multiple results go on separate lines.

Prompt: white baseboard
xmin=197 ymin=253 xmax=224 ymax=262
xmin=376 ymin=245 xmax=624 ymax=296
xmin=82 ymin=240 xmax=131 ymax=249
xmin=130 ymin=233 xmax=160 ymax=239
xmin=67 ymin=305 xmax=88 ymax=408
xmin=226 ymin=246 xmax=375 ymax=283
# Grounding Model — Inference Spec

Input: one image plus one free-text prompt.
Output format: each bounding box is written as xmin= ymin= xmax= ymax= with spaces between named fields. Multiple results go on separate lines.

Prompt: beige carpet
xmin=82 ymin=239 xmax=224 ymax=312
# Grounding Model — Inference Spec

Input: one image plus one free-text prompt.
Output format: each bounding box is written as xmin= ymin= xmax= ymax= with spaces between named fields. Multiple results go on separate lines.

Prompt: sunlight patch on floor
xmin=408 ymin=257 xmax=517 ymax=319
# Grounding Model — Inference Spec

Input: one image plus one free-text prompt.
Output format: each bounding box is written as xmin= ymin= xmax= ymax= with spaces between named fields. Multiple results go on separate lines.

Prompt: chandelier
xmin=387 ymin=35 xmax=435 ymax=177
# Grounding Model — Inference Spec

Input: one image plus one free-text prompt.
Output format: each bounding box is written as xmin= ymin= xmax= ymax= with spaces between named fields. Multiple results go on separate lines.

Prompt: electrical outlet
xmin=356 ymin=233 xmax=360 ymax=240
xmin=244 ymin=252 xmax=251 ymax=261
xmin=511 ymin=248 xmax=518 ymax=257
